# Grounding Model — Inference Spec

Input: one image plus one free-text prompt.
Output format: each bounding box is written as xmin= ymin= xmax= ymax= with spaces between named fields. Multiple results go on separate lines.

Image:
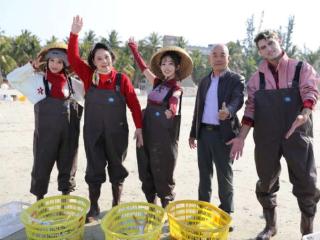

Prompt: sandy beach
xmin=0 ymin=96 xmax=319 ymax=239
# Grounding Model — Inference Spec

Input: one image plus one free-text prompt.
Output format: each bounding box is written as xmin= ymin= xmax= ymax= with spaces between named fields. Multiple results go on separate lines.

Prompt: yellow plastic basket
xmin=101 ymin=202 xmax=166 ymax=240
xmin=166 ymin=200 xmax=232 ymax=240
xmin=20 ymin=195 xmax=90 ymax=240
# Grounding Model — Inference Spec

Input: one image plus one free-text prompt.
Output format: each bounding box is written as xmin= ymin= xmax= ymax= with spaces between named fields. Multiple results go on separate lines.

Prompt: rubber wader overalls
xmin=137 ymin=82 xmax=181 ymax=208
xmin=253 ymin=62 xmax=320 ymax=238
xmin=84 ymin=73 xmax=129 ymax=221
xmin=31 ymin=76 xmax=83 ymax=200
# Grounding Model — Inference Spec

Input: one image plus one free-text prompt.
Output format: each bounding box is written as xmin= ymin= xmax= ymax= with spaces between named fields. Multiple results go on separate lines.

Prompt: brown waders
xmin=137 ymin=89 xmax=181 ymax=208
xmin=31 ymin=77 xmax=82 ymax=200
xmin=84 ymin=74 xmax=129 ymax=222
xmin=253 ymin=62 xmax=319 ymax=239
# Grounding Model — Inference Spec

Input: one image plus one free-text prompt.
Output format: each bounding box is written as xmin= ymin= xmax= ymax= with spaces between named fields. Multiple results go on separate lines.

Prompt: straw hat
xmin=150 ymin=46 xmax=193 ymax=80
xmin=37 ymin=42 xmax=68 ymax=66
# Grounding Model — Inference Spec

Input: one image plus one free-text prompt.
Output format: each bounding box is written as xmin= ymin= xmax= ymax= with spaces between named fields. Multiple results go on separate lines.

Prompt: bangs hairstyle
xmin=254 ymin=30 xmax=279 ymax=48
xmin=87 ymin=42 xmax=116 ymax=69
xmin=45 ymin=61 xmax=71 ymax=76
xmin=160 ymin=51 xmax=182 ymax=67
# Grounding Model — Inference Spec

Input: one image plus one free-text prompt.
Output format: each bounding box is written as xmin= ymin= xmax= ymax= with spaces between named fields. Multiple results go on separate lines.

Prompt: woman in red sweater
xmin=128 ymin=38 xmax=193 ymax=207
xmin=68 ymin=16 xmax=143 ymax=222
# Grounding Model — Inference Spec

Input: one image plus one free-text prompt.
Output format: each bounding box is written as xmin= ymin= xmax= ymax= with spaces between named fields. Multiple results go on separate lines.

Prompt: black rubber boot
xmin=256 ymin=208 xmax=277 ymax=240
xmin=160 ymin=198 xmax=169 ymax=208
xmin=36 ymin=195 xmax=44 ymax=201
xmin=300 ymin=213 xmax=314 ymax=236
xmin=112 ymin=184 xmax=123 ymax=207
xmin=86 ymin=184 xmax=101 ymax=223
xmin=146 ymin=194 xmax=158 ymax=205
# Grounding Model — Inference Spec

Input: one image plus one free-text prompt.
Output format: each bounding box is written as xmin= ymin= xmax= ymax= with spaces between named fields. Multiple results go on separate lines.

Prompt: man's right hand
xmin=189 ymin=137 xmax=197 ymax=149
xmin=71 ymin=15 xmax=83 ymax=35
xmin=226 ymin=137 xmax=244 ymax=160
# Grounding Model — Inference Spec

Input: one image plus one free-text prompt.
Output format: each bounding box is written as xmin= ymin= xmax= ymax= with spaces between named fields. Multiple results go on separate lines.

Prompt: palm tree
xmin=176 ymin=36 xmax=188 ymax=49
xmin=144 ymin=32 xmax=162 ymax=60
xmin=0 ymin=35 xmax=17 ymax=75
xmin=10 ymin=30 xmax=41 ymax=66
xmin=80 ymin=30 xmax=97 ymax=58
xmin=100 ymin=30 xmax=122 ymax=50
xmin=46 ymin=35 xmax=59 ymax=46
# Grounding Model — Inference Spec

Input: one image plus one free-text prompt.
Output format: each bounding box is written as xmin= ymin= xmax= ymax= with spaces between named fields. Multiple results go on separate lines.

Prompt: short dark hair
xmin=159 ymin=51 xmax=181 ymax=67
xmin=254 ymin=30 xmax=279 ymax=48
xmin=87 ymin=43 xmax=116 ymax=69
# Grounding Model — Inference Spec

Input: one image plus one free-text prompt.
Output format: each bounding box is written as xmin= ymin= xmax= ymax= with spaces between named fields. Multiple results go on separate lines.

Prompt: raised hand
xmin=32 ymin=55 xmax=46 ymax=70
xmin=127 ymin=37 xmax=147 ymax=72
xmin=128 ymin=37 xmax=138 ymax=50
xmin=71 ymin=15 xmax=83 ymax=34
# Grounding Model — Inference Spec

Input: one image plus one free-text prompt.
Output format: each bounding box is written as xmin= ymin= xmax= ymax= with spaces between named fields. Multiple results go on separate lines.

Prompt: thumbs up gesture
xmin=218 ymin=102 xmax=230 ymax=120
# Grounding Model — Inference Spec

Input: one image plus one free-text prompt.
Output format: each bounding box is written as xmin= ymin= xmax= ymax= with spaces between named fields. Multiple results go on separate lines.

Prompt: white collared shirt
xmin=202 ymin=74 xmax=220 ymax=125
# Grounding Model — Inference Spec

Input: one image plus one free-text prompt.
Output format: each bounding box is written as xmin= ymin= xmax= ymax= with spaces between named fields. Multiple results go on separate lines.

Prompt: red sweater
xmin=68 ymin=33 xmax=142 ymax=128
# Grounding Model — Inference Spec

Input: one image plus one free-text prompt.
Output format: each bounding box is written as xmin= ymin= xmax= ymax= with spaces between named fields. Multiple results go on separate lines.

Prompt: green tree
xmin=144 ymin=32 xmax=162 ymax=60
xmin=0 ymin=35 xmax=17 ymax=75
xmin=100 ymin=30 xmax=122 ymax=50
xmin=190 ymin=49 xmax=210 ymax=84
xmin=227 ymin=41 xmax=245 ymax=76
xmin=279 ymin=16 xmax=298 ymax=57
xmin=80 ymin=30 xmax=97 ymax=59
xmin=176 ymin=36 xmax=188 ymax=49
xmin=11 ymin=30 xmax=41 ymax=66
xmin=300 ymin=47 xmax=320 ymax=73
xmin=46 ymin=35 xmax=59 ymax=46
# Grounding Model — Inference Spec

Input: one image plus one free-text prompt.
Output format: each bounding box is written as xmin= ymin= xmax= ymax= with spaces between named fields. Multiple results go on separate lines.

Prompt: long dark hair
xmin=87 ymin=43 xmax=116 ymax=69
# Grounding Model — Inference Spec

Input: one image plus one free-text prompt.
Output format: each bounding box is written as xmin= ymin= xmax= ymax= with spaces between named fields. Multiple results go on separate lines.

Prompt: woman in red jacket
xmin=68 ymin=16 xmax=143 ymax=222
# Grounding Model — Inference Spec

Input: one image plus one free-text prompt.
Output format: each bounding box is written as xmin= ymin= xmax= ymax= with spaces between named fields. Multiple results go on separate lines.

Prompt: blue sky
xmin=1 ymin=0 xmax=319 ymax=51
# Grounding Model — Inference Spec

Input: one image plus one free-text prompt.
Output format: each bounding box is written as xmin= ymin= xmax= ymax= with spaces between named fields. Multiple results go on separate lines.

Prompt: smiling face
xmin=160 ymin=55 xmax=179 ymax=80
xmin=209 ymin=44 xmax=229 ymax=74
xmin=48 ymin=58 xmax=64 ymax=73
xmin=93 ymin=49 xmax=113 ymax=73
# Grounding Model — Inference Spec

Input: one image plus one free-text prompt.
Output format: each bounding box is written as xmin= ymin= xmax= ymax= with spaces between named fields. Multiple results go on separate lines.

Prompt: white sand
xmin=0 ymin=96 xmax=319 ymax=239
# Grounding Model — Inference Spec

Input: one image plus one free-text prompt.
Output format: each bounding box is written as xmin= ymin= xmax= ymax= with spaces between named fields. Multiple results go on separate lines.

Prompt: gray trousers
xmin=197 ymin=127 xmax=234 ymax=213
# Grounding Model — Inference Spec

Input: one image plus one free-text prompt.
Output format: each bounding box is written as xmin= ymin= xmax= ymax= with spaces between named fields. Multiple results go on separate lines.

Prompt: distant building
xmin=163 ymin=35 xmax=213 ymax=55
xmin=186 ymin=45 xmax=213 ymax=56
xmin=163 ymin=35 xmax=180 ymax=46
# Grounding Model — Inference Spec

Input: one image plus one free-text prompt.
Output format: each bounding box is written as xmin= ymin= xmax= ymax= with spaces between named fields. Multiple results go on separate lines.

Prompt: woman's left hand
xmin=134 ymin=128 xmax=144 ymax=147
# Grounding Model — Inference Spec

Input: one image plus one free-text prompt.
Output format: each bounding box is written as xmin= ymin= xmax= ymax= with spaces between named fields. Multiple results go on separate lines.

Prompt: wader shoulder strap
xmin=292 ymin=61 xmax=303 ymax=88
xmin=258 ymin=72 xmax=265 ymax=90
xmin=178 ymin=92 xmax=183 ymax=115
xmin=115 ymin=73 xmax=122 ymax=92
xmin=68 ymin=77 xmax=75 ymax=95
xmin=43 ymin=76 xmax=50 ymax=97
